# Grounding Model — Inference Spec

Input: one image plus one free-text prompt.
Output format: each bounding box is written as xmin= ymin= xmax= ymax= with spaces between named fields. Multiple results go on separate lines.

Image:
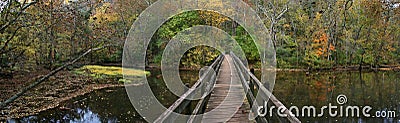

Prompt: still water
xmin=271 ymin=71 xmax=400 ymax=123
xmin=10 ymin=70 xmax=400 ymax=122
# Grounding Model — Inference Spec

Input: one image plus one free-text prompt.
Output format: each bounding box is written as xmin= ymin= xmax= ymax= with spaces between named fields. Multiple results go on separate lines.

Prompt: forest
xmin=0 ymin=0 xmax=399 ymax=121
xmin=1 ymin=0 xmax=399 ymax=75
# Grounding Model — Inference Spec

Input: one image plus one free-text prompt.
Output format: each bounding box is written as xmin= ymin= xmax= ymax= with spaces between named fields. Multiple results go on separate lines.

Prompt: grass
xmin=73 ymin=65 xmax=150 ymax=83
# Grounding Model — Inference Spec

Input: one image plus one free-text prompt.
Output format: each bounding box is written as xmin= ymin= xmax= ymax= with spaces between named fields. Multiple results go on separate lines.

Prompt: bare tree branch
xmin=0 ymin=1 xmax=36 ymax=32
xmin=275 ymin=5 xmax=288 ymax=20
xmin=0 ymin=44 xmax=116 ymax=109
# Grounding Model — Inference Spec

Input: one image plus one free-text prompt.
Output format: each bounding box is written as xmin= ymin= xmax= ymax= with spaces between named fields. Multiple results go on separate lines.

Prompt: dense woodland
xmin=1 ymin=0 xmax=399 ymax=75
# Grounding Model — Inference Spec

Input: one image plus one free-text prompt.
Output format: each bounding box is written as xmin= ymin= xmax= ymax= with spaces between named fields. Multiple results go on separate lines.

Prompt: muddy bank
xmin=0 ymin=70 xmax=125 ymax=121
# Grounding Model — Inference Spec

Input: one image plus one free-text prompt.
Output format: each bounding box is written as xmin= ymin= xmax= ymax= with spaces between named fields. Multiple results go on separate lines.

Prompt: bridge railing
xmin=230 ymin=52 xmax=301 ymax=123
xmin=154 ymin=54 xmax=224 ymax=123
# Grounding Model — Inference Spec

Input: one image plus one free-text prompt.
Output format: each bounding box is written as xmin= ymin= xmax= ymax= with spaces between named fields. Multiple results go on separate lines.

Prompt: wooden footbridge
xmin=155 ymin=52 xmax=301 ymax=123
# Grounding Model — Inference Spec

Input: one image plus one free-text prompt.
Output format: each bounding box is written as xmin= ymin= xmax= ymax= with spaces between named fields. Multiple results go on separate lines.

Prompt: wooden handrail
xmin=230 ymin=52 xmax=301 ymax=123
xmin=154 ymin=55 xmax=224 ymax=123
xmin=187 ymin=56 xmax=223 ymax=123
xmin=155 ymin=52 xmax=300 ymax=123
xmin=231 ymin=56 xmax=268 ymax=123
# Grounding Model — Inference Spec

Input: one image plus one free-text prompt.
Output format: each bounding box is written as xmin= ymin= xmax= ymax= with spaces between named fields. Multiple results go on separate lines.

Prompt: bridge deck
xmin=203 ymin=55 xmax=253 ymax=123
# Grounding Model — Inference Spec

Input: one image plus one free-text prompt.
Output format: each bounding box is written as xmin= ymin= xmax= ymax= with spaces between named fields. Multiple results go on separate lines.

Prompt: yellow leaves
xmin=90 ymin=3 xmax=118 ymax=26
xmin=283 ymin=24 xmax=292 ymax=32
xmin=199 ymin=10 xmax=229 ymax=27
xmin=283 ymin=24 xmax=290 ymax=28
xmin=180 ymin=46 xmax=220 ymax=69
xmin=315 ymin=12 xmax=322 ymax=20
xmin=63 ymin=0 xmax=79 ymax=5
xmin=17 ymin=0 xmax=34 ymax=4
xmin=79 ymin=65 xmax=150 ymax=76
xmin=386 ymin=45 xmax=396 ymax=52
xmin=74 ymin=65 xmax=150 ymax=83
xmin=25 ymin=47 xmax=36 ymax=56
xmin=63 ymin=0 xmax=70 ymax=5
xmin=97 ymin=3 xmax=111 ymax=13
xmin=299 ymin=14 xmax=308 ymax=22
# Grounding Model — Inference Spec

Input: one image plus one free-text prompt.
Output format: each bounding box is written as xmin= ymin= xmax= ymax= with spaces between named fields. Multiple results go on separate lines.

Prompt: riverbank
xmin=1 ymin=64 xmax=399 ymax=120
xmin=0 ymin=69 xmax=125 ymax=121
xmin=279 ymin=65 xmax=400 ymax=72
xmin=147 ymin=64 xmax=400 ymax=72
xmin=100 ymin=62 xmax=400 ymax=72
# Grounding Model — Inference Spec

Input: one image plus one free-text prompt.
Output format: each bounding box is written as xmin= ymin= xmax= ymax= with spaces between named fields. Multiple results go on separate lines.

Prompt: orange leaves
xmin=313 ymin=33 xmax=328 ymax=44
xmin=316 ymin=49 xmax=323 ymax=56
xmin=329 ymin=45 xmax=335 ymax=51
xmin=309 ymin=80 xmax=336 ymax=101
xmin=318 ymin=33 xmax=328 ymax=43
xmin=312 ymin=32 xmax=335 ymax=57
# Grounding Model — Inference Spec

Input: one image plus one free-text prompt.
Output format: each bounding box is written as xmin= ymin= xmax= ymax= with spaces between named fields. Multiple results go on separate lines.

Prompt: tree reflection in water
xmin=10 ymin=70 xmax=400 ymax=123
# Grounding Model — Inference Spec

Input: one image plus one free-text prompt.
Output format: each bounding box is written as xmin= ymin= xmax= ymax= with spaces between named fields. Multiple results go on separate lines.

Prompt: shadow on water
xmin=9 ymin=70 xmax=199 ymax=123
xmin=10 ymin=70 xmax=400 ymax=123
xmin=9 ymin=87 xmax=144 ymax=123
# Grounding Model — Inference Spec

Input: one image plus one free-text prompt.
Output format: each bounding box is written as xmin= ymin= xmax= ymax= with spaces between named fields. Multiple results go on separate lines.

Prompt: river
xmin=9 ymin=70 xmax=400 ymax=122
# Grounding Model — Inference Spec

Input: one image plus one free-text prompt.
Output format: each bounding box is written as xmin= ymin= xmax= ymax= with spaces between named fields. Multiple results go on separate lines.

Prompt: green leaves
xmin=1 ymin=0 xmax=399 ymax=73
xmin=157 ymin=11 xmax=201 ymax=40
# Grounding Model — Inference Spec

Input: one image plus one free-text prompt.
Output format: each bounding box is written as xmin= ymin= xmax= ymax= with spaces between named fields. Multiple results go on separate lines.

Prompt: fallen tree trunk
xmin=0 ymin=45 xmax=113 ymax=109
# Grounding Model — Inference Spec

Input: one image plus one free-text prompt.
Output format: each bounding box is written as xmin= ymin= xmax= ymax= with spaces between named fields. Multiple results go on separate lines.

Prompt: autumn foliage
xmin=312 ymin=32 xmax=335 ymax=57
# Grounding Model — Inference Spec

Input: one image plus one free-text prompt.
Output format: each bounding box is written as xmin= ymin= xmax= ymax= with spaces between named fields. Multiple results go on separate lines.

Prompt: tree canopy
xmin=0 ymin=0 xmax=399 ymax=74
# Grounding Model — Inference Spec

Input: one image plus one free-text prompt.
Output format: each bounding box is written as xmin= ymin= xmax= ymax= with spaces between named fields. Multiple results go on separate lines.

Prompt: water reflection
xmin=10 ymin=87 xmax=145 ymax=123
xmin=10 ymin=70 xmax=400 ymax=123
xmin=264 ymin=71 xmax=400 ymax=123
xmin=10 ymin=70 xmax=199 ymax=123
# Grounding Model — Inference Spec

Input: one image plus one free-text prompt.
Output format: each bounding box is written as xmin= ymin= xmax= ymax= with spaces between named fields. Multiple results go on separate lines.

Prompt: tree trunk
xmin=0 ymin=45 xmax=113 ymax=109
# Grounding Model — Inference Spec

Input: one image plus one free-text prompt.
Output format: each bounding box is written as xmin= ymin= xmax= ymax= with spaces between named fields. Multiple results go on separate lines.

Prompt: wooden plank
xmin=203 ymin=55 xmax=253 ymax=123
xmin=159 ymin=53 xmax=300 ymax=123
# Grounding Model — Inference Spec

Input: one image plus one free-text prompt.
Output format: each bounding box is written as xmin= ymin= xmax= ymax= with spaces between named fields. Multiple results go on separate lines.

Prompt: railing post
xmin=249 ymin=68 xmax=255 ymax=96
xmin=156 ymin=55 xmax=224 ymax=123
xmin=201 ymin=79 xmax=205 ymax=101
xmin=185 ymin=83 xmax=192 ymax=114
